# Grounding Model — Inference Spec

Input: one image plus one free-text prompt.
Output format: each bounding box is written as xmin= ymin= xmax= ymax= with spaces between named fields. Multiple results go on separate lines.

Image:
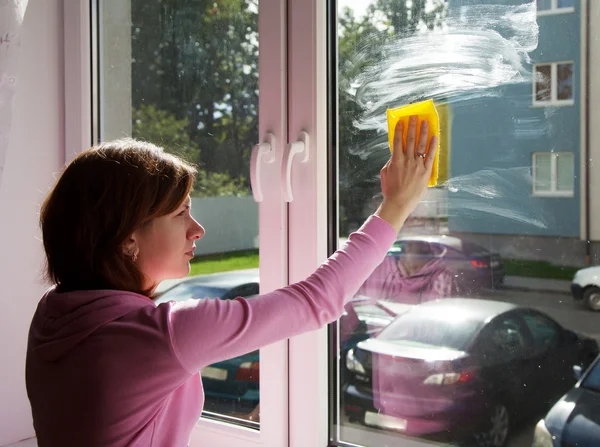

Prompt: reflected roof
xmin=408 ymin=298 xmax=518 ymax=323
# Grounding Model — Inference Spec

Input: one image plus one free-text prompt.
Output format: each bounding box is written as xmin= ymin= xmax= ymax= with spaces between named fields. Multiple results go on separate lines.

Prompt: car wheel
xmin=473 ymin=403 xmax=510 ymax=447
xmin=584 ymin=287 xmax=600 ymax=311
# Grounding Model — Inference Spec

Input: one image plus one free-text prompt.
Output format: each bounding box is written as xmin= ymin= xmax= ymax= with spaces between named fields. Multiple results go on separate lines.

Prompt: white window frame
xmin=537 ymin=0 xmax=575 ymax=16
xmin=532 ymin=152 xmax=575 ymax=197
xmin=67 ymin=1 xmax=291 ymax=446
xmin=532 ymin=61 xmax=575 ymax=107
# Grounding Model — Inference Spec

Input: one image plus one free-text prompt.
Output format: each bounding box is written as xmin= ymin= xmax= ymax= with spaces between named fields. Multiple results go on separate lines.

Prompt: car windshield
xmin=161 ymin=284 xmax=228 ymax=301
xmin=377 ymin=311 xmax=481 ymax=351
xmin=581 ymin=359 xmax=600 ymax=392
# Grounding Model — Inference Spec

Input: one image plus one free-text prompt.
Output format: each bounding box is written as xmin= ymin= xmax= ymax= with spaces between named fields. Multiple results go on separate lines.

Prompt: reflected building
xmin=446 ymin=0 xmax=600 ymax=267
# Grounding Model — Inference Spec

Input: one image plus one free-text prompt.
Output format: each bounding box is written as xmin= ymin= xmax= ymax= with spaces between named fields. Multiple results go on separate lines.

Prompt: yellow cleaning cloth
xmin=387 ymin=99 xmax=440 ymax=187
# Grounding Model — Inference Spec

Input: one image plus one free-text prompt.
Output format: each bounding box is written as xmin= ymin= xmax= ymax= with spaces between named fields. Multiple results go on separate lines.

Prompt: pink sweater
xmin=26 ymin=215 xmax=396 ymax=446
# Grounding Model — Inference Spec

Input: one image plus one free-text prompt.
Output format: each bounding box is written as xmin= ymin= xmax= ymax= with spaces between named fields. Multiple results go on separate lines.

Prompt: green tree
xmin=132 ymin=105 xmax=249 ymax=197
xmin=130 ymin=0 xmax=258 ymax=186
xmin=132 ymin=105 xmax=200 ymax=164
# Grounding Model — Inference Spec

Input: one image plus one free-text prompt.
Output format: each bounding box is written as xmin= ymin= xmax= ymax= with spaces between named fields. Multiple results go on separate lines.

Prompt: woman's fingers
xmin=405 ymin=116 xmax=417 ymax=157
xmin=392 ymin=119 xmax=404 ymax=158
xmin=416 ymin=120 xmax=428 ymax=157
xmin=425 ymin=136 xmax=438 ymax=171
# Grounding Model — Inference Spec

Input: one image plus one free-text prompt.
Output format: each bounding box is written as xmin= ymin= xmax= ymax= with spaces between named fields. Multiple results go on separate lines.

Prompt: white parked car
xmin=571 ymin=266 xmax=600 ymax=311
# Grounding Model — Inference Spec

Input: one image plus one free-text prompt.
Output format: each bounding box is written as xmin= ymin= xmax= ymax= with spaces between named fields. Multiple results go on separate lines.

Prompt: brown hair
xmin=40 ymin=138 xmax=196 ymax=296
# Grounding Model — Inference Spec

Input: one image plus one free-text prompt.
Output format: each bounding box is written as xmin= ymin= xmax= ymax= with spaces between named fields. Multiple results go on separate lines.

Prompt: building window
xmin=537 ymin=0 xmax=575 ymax=15
xmin=533 ymin=62 xmax=574 ymax=106
xmin=532 ymin=152 xmax=574 ymax=196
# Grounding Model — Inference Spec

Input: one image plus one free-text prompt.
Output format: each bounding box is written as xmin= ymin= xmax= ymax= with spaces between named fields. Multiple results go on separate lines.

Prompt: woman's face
xmin=400 ymin=241 xmax=430 ymax=273
xmin=131 ymin=196 xmax=204 ymax=287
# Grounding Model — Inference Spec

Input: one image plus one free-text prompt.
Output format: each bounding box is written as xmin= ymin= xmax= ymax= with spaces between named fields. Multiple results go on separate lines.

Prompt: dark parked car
xmin=389 ymin=235 xmax=505 ymax=293
xmin=156 ymin=269 xmax=260 ymax=415
xmin=533 ymin=354 xmax=600 ymax=447
xmin=343 ymin=298 xmax=599 ymax=447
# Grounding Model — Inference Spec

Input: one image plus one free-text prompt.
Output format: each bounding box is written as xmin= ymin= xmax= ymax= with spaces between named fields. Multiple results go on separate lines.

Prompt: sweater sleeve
xmin=167 ymin=215 xmax=397 ymax=374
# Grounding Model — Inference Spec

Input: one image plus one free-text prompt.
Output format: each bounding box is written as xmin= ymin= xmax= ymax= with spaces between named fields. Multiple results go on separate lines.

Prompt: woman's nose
xmin=189 ymin=218 xmax=205 ymax=240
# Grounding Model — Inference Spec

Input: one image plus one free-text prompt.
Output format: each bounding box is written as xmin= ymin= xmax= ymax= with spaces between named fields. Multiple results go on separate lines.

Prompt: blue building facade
xmin=447 ymin=0 xmax=582 ymax=238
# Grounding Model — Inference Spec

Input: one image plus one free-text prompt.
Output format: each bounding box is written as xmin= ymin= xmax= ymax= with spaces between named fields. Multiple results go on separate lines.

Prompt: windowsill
xmin=537 ymin=8 xmax=575 ymax=17
xmin=531 ymin=100 xmax=575 ymax=108
xmin=532 ymin=192 xmax=574 ymax=198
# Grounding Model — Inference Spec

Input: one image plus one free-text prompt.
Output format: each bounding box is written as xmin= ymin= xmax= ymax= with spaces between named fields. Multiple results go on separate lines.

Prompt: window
xmin=97 ymin=0 xmax=290 ymax=445
xmin=537 ymin=0 xmax=575 ymax=15
xmin=533 ymin=62 xmax=574 ymax=106
xmin=522 ymin=312 xmax=561 ymax=354
xmin=477 ymin=316 xmax=530 ymax=362
xmin=533 ymin=152 xmax=575 ymax=196
xmin=330 ymin=1 xmax=595 ymax=447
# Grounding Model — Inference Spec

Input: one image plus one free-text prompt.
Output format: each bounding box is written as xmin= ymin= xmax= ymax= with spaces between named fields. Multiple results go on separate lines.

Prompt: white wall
xmin=0 ymin=0 xmax=64 ymax=444
xmin=191 ymin=196 xmax=259 ymax=256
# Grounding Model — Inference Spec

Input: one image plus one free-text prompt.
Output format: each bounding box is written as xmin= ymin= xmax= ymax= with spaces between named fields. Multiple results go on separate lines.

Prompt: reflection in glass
xmin=535 ymin=65 xmax=551 ymax=102
xmin=556 ymin=153 xmax=574 ymax=193
xmin=534 ymin=153 xmax=552 ymax=192
xmin=333 ymin=0 xmax=598 ymax=446
xmin=557 ymin=63 xmax=574 ymax=101
xmin=558 ymin=0 xmax=575 ymax=8
xmin=537 ymin=0 xmax=552 ymax=11
xmin=100 ymin=0 xmax=260 ymax=427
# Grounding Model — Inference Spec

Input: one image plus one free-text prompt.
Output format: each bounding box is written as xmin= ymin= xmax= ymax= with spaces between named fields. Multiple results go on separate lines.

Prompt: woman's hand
xmin=375 ymin=115 xmax=438 ymax=233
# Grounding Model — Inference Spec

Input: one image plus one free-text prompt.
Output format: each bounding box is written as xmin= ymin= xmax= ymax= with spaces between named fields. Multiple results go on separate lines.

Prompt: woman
xmin=26 ymin=117 xmax=437 ymax=446
xmin=357 ymin=239 xmax=455 ymax=304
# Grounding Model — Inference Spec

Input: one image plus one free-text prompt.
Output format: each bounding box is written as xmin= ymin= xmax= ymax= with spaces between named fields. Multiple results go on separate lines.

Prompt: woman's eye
xmin=177 ymin=206 xmax=191 ymax=216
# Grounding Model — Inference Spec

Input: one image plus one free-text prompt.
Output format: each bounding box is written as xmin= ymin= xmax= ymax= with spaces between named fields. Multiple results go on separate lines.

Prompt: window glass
xmin=582 ymin=360 xmax=600 ymax=391
xmin=534 ymin=153 xmax=552 ymax=192
xmin=99 ymin=0 xmax=261 ymax=427
xmin=522 ymin=312 xmax=561 ymax=352
xmin=557 ymin=0 xmax=575 ymax=8
xmin=477 ymin=315 xmax=529 ymax=362
xmin=557 ymin=63 xmax=574 ymax=101
xmin=332 ymin=1 xmax=598 ymax=446
xmin=537 ymin=0 xmax=552 ymax=10
xmin=535 ymin=65 xmax=552 ymax=102
xmin=557 ymin=152 xmax=575 ymax=192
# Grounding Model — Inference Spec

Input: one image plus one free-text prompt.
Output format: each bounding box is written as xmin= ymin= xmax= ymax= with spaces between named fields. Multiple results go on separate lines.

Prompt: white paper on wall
xmin=0 ymin=0 xmax=29 ymax=188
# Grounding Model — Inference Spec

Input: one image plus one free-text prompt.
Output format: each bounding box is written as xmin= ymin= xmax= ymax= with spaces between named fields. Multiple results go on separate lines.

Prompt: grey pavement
xmin=501 ymin=276 xmax=571 ymax=294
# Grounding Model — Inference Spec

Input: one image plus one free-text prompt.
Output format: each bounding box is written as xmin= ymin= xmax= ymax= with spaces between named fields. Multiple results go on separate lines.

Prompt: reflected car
xmin=156 ymin=269 xmax=260 ymax=414
xmin=343 ymin=298 xmax=599 ymax=447
xmin=340 ymin=297 xmax=413 ymax=386
xmin=533 ymin=354 xmax=600 ymax=447
xmin=570 ymin=265 xmax=600 ymax=312
xmin=389 ymin=236 xmax=505 ymax=293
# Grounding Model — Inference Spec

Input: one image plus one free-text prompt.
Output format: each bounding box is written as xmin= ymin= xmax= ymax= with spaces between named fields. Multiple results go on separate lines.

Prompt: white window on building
xmin=537 ymin=0 xmax=575 ymax=15
xmin=533 ymin=152 xmax=575 ymax=196
xmin=533 ymin=62 xmax=574 ymax=106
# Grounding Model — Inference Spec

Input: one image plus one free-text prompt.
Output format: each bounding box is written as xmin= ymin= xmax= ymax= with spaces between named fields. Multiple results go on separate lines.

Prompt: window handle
xmin=282 ymin=131 xmax=310 ymax=202
xmin=250 ymin=133 xmax=276 ymax=202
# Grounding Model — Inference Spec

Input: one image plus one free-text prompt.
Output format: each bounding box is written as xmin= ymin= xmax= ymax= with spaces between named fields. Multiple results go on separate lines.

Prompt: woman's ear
xmin=122 ymin=234 xmax=139 ymax=260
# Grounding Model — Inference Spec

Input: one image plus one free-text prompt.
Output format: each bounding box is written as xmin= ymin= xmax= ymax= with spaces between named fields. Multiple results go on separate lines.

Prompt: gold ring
xmin=416 ymin=152 xmax=426 ymax=159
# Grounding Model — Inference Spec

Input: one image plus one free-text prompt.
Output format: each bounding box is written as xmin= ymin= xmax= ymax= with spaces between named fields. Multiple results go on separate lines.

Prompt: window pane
xmin=557 ymin=63 xmax=574 ymax=100
xmin=557 ymin=153 xmax=574 ymax=192
xmin=535 ymin=65 xmax=552 ymax=102
xmin=332 ymin=1 xmax=597 ymax=446
xmin=534 ymin=154 xmax=552 ymax=192
xmin=99 ymin=0 xmax=261 ymax=428
xmin=537 ymin=0 xmax=552 ymax=10
xmin=558 ymin=0 xmax=575 ymax=8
